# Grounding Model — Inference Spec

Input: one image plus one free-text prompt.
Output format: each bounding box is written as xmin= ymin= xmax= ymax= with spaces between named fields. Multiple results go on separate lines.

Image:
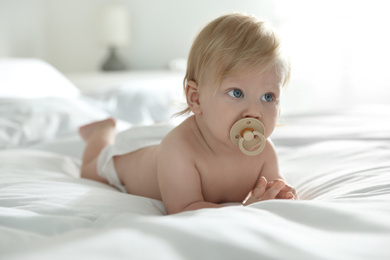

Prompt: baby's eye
xmin=261 ymin=93 xmax=274 ymax=102
xmin=227 ymin=89 xmax=244 ymax=98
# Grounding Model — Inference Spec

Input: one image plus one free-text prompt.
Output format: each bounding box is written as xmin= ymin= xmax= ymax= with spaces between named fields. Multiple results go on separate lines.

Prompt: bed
xmin=1 ymin=58 xmax=389 ymax=260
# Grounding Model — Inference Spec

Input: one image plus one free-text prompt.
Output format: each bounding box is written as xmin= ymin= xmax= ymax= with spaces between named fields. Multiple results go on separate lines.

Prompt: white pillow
xmin=85 ymin=76 xmax=185 ymax=125
xmin=0 ymin=97 xmax=109 ymax=149
xmin=0 ymin=58 xmax=80 ymax=98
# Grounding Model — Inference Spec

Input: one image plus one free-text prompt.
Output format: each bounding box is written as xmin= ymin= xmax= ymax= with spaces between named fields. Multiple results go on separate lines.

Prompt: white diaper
xmin=97 ymin=123 xmax=174 ymax=193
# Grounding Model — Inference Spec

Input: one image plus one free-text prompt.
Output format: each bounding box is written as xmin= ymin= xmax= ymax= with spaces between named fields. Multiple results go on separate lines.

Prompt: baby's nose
xmin=242 ymin=104 xmax=262 ymax=120
xmin=244 ymin=114 xmax=261 ymax=120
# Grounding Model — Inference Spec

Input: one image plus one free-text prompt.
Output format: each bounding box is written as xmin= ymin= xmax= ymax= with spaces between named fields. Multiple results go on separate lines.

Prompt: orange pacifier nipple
xmin=229 ymin=118 xmax=266 ymax=156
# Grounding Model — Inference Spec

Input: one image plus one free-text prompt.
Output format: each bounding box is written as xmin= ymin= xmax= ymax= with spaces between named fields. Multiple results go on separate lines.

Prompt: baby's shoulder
xmin=260 ymin=138 xmax=278 ymax=160
xmin=159 ymin=117 xmax=200 ymax=154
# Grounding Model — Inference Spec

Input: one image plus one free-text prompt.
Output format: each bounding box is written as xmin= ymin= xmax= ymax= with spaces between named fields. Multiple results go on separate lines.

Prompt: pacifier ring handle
xmin=239 ymin=131 xmax=266 ymax=156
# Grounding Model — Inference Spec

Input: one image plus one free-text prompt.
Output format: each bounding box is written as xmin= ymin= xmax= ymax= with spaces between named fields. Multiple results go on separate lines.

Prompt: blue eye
xmin=262 ymin=93 xmax=274 ymax=102
xmin=228 ymin=89 xmax=243 ymax=98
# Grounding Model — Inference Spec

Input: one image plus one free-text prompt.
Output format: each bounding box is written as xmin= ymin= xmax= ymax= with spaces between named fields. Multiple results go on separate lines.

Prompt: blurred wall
xmin=0 ymin=0 xmax=276 ymax=72
xmin=0 ymin=0 xmax=47 ymax=60
xmin=1 ymin=0 xmax=389 ymax=114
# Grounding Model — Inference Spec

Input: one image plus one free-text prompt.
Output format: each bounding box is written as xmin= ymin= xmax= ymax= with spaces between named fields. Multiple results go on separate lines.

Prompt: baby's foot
xmin=79 ymin=118 xmax=116 ymax=141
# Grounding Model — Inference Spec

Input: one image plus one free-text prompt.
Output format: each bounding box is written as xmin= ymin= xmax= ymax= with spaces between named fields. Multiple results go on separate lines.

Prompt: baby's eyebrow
xmin=265 ymin=85 xmax=281 ymax=93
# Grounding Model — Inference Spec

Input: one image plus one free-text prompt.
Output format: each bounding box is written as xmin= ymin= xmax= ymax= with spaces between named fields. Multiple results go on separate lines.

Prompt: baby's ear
xmin=185 ymin=80 xmax=202 ymax=115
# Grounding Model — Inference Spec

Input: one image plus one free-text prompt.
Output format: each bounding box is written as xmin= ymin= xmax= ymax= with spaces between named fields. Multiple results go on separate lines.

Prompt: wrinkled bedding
xmin=1 ymin=59 xmax=389 ymax=260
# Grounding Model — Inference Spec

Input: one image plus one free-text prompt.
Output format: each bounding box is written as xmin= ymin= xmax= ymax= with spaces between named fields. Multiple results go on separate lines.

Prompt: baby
xmin=79 ymin=13 xmax=297 ymax=214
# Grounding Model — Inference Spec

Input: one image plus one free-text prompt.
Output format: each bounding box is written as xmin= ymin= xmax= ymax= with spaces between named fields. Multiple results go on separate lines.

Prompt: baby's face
xmin=197 ymin=66 xmax=282 ymax=148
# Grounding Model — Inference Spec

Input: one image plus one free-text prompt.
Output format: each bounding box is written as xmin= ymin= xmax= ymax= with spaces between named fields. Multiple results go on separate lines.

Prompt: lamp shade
xmin=102 ymin=5 xmax=130 ymax=48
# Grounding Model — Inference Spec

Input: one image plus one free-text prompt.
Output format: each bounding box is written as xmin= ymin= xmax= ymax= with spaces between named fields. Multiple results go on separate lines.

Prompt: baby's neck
xmin=192 ymin=116 xmax=245 ymax=158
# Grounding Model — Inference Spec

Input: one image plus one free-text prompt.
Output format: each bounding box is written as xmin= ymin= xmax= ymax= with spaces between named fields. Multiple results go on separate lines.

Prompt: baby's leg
xmin=79 ymin=118 xmax=116 ymax=183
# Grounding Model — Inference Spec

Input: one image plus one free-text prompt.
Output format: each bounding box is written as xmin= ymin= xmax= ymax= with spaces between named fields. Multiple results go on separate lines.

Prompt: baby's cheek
xmin=265 ymin=125 xmax=276 ymax=138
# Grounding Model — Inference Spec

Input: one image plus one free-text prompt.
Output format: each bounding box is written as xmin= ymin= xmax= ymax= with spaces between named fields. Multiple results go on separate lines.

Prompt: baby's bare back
xmin=114 ymin=145 xmax=162 ymax=200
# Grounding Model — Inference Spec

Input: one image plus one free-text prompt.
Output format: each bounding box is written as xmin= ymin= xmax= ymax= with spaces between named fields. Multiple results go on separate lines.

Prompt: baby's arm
xmin=257 ymin=139 xmax=297 ymax=200
xmin=157 ymin=137 xmax=223 ymax=214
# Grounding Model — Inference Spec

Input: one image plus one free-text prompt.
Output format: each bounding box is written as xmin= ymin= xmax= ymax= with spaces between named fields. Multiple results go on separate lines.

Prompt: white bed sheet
xmin=1 ymin=109 xmax=390 ymax=260
xmin=0 ymin=59 xmax=389 ymax=259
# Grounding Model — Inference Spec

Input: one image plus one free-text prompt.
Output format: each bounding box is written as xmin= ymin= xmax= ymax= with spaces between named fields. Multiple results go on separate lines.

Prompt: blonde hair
xmin=178 ymin=13 xmax=290 ymax=115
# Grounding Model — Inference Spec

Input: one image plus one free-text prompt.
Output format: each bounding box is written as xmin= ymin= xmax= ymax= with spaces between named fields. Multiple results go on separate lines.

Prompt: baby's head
xmin=181 ymin=13 xmax=290 ymax=115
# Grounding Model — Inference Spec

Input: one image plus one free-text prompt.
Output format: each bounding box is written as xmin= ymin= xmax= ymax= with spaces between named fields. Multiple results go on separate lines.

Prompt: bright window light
xmin=274 ymin=0 xmax=390 ymax=114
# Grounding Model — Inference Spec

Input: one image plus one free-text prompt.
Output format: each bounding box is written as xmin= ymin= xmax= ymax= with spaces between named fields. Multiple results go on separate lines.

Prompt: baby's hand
xmin=267 ymin=179 xmax=298 ymax=200
xmin=243 ymin=177 xmax=287 ymax=206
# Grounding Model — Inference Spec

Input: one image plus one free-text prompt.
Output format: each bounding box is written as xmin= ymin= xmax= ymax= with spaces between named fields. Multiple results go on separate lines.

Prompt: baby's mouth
xmin=229 ymin=118 xmax=266 ymax=156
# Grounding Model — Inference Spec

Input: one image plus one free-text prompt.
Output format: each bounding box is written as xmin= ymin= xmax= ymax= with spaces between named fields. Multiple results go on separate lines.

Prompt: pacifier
xmin=229 ymin=118 xmax=266 ymax=156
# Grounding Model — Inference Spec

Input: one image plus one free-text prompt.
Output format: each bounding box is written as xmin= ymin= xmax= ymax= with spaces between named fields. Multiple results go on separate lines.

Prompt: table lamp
xmin=101 ymin=5 xmax=130 ymax=71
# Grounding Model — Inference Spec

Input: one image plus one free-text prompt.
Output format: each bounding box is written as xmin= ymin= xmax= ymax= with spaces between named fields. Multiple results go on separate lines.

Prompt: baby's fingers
xmin=243 ymin=177 xmax=267 ymax=206
xmin=261 ymin=180 xmax=285 ymax=201
xmin=267 ymin=181 xmax=297 ymax=199
xmin=252 ymin=176 xmax=267 ymax=198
